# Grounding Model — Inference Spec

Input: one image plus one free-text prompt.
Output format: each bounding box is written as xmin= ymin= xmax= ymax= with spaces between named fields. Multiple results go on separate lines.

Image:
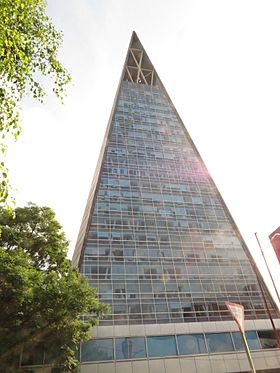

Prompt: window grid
xmin=77 ymin=330 xmax=276 ymax=364
xmin=20 ymin=330 xmax=278 ymax=366
xmin=80 ymin=81 xmax=276 ymax=325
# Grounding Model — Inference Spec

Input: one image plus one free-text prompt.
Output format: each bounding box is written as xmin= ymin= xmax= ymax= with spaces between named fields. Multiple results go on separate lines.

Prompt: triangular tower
xmin=73 ymin=32 xmax=280 ymax=371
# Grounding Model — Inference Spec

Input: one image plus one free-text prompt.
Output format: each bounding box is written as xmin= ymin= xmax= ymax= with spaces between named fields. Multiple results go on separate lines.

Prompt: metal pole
xmin=250 ymin=241 xmax=280 ymax=348
xmin=240 ymin=330 xmax=256 ymax=373
xmin=254 ymin=232 xmax=280 ymax=305
xmin=252 ymin=233 xmax=280 ymax=348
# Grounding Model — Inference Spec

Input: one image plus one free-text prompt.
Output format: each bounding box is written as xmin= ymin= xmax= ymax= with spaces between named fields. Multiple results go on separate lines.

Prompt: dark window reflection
xmin=205 ymin=332 xmax=234 ymax=353
xmin=147 ymin=335 xmax=177 ymax=357
xmin=257 ymin=330 xmax=277 ymax=349
xmin=115 ymin=337 xmax=146 ymax=359
xmin=81 ymin=339 xmax=113 ymax=362
xmin=232 ymin=331 xmax=261 ymax=351
xmin=177 ymin=333 xmax=207 ymax=355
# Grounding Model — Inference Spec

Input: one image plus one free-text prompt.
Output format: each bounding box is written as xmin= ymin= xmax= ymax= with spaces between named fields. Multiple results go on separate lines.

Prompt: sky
xmin=5 ymin=0 xmax=280 ymax=305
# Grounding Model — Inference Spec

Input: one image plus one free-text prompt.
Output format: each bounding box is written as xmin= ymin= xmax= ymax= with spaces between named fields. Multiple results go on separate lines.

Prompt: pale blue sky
xmin=6 ymin=0 xmax=280 ymax=304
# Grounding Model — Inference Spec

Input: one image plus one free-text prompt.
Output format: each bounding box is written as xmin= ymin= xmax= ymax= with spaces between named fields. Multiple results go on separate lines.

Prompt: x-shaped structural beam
xmin=125 ymin=48 xmax=154 ymax=85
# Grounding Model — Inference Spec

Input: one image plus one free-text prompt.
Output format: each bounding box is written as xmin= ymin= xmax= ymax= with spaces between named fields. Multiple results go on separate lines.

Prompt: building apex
xmin=123 ymin=32 xmax=158 ymax=86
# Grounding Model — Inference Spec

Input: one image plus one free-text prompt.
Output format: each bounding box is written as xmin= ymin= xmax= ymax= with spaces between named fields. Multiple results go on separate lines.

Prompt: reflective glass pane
xmin=232 ymin=331 xmax=261 ymax=351
xmin=81 ymin=339 xmax=113 ymax=362
xmin=147 ymin=335 xmax=177 ymax=357
xmin=205 ymin=332 xmax=234 ymax=353
xmin=177 ymin=334 xmax=207 ymax=355
xmin=115 ymin=337 xmax=146 ymax=359
xmin=257 ymin=330 xmax=277 ymax=349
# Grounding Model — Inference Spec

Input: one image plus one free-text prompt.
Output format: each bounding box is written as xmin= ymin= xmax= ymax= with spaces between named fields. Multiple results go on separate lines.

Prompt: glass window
xmin=205 ymin=333 xmax=234 ymax=353
xmin=21 ymin=343 xmax=44 ymax=366
xmin=147 ymin=335 xmax=177 ymax=357
xmin=232 ymin=331 xmax=261 ymax=351
xmin=177 ymin=334 xmax=207 ymax=355
xmin=81 ymin=339 xmax=113 ymax=362
xmin=115 ymin=337 xmax=146 ymax=360
xmin=257 ymin=330 xmax=277 ymax=349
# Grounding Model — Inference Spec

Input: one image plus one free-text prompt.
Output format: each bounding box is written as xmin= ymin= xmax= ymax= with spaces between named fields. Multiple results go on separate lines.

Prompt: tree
xmin=0 ymin=0 xmax=71 ymax=208
xmin=0 ymin=203 xmax=108 ymax=372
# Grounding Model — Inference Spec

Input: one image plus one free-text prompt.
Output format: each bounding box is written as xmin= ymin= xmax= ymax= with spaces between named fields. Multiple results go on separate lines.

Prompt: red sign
xmin=225 ymin=301 xmax=244 ymax=333
xmin=269 ymin=227 xmax=280 ymax=264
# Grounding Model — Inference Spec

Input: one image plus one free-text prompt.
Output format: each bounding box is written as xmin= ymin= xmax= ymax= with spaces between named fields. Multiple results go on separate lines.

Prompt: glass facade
xmin=115 ymin=337 xmax=146 ymax=359
xmin=232 ymin=331 xmax=261 ymax=351
xmin=81 ymin=339 xmax=114 ymax=362
xmin=147 ymin=335 xmax=177 ymax=357
xmin=258 ymin=330 xmax=278 ymax=349
xmin=205 ymin=332 xmax=234 ymax=353
xmin=177 ymin=333 xmax=207 ymax=355
xmin=21 ymin=329 xmax=279 ymax=366
xmin=76 ymin=33 xmax=277 ymax=327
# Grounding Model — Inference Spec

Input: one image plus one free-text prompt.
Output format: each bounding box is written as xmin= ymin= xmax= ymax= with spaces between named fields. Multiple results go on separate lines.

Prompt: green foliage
xmin=0 ymin=0 xmax=71 ymax=207
xmin=0 ymin=204 xmax=109 ymax=371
